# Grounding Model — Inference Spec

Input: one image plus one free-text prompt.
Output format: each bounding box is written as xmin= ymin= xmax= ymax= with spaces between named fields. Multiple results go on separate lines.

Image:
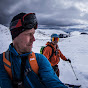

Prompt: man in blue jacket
xmin=0 ymin=12 xmax=67 ymax=88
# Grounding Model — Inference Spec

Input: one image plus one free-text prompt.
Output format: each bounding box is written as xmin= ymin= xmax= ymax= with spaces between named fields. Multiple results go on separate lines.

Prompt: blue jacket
xmin=0 ymin=44 xmax=67 ymax=88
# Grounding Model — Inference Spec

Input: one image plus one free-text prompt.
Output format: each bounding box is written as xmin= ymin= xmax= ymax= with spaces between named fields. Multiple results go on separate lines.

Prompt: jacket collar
xmin=46 ymin=42 xmax=58 ymax=50
xmin=9 ymin=43 xmax=32 ymax=57
xmin=46 ymin=42 xmax=55 ymax=48
xmin=46 ymin=42 xmax=58 ymax=51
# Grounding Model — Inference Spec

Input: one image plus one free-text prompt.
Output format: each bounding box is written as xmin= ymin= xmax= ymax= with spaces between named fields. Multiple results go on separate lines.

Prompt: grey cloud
xmin=0 ymin=0 xmax=22 ymax=26
xmin=0 ymin=0 xmax=88 ymax=26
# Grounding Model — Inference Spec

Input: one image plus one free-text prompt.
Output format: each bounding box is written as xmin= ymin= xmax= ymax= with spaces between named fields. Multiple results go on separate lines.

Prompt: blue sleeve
xmin=0 ymin=54 xmax=13 ymax=88
xmin=36 ymin=53 xmax=67 ymax=88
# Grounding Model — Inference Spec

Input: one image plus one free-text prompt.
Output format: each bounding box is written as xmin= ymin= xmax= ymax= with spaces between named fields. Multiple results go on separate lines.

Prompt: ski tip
xmin=64 ymin=83 xmax=81 ymax=88
xmin=76 ymin=78 xmax=78 ymax=80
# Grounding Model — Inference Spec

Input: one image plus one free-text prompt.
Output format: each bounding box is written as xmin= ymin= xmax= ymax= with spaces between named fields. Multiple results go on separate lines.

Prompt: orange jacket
xmin=43 ymin=42 xmax=67 ymax=66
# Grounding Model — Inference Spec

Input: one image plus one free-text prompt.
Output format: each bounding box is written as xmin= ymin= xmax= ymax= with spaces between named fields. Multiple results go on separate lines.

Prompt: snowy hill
xmin=33 ymin=28 xmax=88 ymax=88
xmin=0 ymin=24 xmax=88 ymax=88
xmin=35 ymin=29 xmax=68 ymax=39
xmin=0 ymin=24 xmax=12 ymax=53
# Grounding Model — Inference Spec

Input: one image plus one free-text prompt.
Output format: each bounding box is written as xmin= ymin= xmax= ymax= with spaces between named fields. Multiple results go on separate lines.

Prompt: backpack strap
xmin=28 ymin=52 xmax=39 ymax=75
xmin=47 ymin=45 xmax=54 ymax=61
xmin=3 ymin=50 xmax=12 ymax=79
xmin=3 ymin=51 xmax=39 ymax=79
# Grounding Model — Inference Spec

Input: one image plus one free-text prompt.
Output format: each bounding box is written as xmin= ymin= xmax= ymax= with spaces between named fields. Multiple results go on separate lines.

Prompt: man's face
xmin=52 ymin=41 xmax=58 ymax=45
xmin=13 ymin=28 xmax=35 ymax=54
xmin=52 ymin=37 xmax=59 ymax=45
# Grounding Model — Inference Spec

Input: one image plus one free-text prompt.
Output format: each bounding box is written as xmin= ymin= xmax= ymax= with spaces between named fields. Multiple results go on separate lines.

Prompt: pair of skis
xmin=64 ymin=83 xmax=81 ymax=88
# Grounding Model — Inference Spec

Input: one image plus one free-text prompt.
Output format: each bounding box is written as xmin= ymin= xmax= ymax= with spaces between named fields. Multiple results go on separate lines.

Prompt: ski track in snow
xmin=0 ymin=24 xmax=88 ymax=88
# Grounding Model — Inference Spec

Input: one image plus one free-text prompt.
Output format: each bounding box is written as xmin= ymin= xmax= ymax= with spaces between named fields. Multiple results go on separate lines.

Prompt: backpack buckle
xmin=25 ymin=68 xmax=31 ymax=75
xmin=12 ymin=80 xmax=24 ymax=88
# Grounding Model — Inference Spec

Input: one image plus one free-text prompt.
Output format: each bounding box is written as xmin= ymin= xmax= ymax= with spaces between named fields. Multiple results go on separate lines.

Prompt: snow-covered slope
xmin=0 ymin=24 xmax=88 ymax=88
xmin=34 ymin=29 xmax=67 ymax=39
xmin=34 ymin=29 xmax=88 ymax=88
xmin=58 ymin=34 xmax=88 ymax=88
xmin=0 ymin=24 xmax=12 ymax=54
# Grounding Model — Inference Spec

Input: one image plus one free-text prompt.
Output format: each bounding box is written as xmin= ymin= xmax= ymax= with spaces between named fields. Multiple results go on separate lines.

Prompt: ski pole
xmin=69 ymin=63 xmax=78 ymax=80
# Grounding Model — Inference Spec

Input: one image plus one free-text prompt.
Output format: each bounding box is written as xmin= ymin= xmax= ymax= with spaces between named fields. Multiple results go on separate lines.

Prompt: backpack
xmin=40 ymin=45 xmax=54 ymax=61
xmin=3 ymin=50 xmax=39 ymax=80
xmin=40 ymin=46 xmax=45 ymax=54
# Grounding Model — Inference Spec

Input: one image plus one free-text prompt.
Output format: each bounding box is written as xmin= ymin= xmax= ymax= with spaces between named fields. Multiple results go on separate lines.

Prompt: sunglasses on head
xmin=10 ymin=13 xmax=38 ymax=30
xmin=52 ymin=37 xmax=59 ymax=42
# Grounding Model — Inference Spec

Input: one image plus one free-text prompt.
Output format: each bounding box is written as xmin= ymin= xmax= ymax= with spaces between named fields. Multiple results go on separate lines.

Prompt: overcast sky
xmin=0 ymin=0 xmax=88 ymax=27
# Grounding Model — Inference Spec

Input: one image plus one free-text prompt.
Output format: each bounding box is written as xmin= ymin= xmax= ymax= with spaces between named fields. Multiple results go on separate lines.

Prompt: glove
xmin=66 ymin=59 xmax=71 ymax=63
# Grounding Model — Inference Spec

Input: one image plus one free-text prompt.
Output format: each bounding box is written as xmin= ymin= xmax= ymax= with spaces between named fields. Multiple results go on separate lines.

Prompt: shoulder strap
xmin=3 ymin=51 xmax=39 ymax=80
xmin=46 ymin=45 xmax=54 ymax=61
xmin=3 ymin=50 xmax=12 ymax=79
xmin=28 ymin=52 xmax=39 ymax=75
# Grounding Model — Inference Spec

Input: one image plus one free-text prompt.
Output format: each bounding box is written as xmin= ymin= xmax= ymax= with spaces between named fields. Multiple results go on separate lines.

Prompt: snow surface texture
xmin=0 ymin=24 xmax=12 ymax=53
xmin=0 ymin=24 xmax=88 ymax=88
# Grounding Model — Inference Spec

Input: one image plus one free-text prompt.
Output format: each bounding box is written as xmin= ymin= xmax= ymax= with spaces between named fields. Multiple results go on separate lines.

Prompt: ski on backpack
xmin=64 ymin=83 xmax=81 ymax=88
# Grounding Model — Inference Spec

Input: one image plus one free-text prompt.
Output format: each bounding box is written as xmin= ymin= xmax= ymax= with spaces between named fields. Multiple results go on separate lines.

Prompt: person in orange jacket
xmin=43 ymin=34 xmax=71 ymax=77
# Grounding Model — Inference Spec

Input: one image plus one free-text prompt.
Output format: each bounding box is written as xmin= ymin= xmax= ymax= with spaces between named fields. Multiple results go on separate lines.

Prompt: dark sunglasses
xmin=10 ymin=13 xmax=38 ymax=30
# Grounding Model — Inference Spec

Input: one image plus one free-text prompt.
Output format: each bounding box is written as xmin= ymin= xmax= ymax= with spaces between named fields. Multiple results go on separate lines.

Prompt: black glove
xmin=66 ymin=59 xmax=71 ymax=63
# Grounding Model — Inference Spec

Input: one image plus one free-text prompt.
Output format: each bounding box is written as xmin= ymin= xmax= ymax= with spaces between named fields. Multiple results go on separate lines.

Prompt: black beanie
xmin=10 ymin=12 xmax=26 ymax=40
xmin=10 ymin=12 xmax=38 ymax=40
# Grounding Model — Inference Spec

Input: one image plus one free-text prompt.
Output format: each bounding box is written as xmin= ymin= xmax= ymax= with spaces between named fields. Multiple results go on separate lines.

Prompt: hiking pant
xmin=52 ymin=65 xmax=59 ymax=77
